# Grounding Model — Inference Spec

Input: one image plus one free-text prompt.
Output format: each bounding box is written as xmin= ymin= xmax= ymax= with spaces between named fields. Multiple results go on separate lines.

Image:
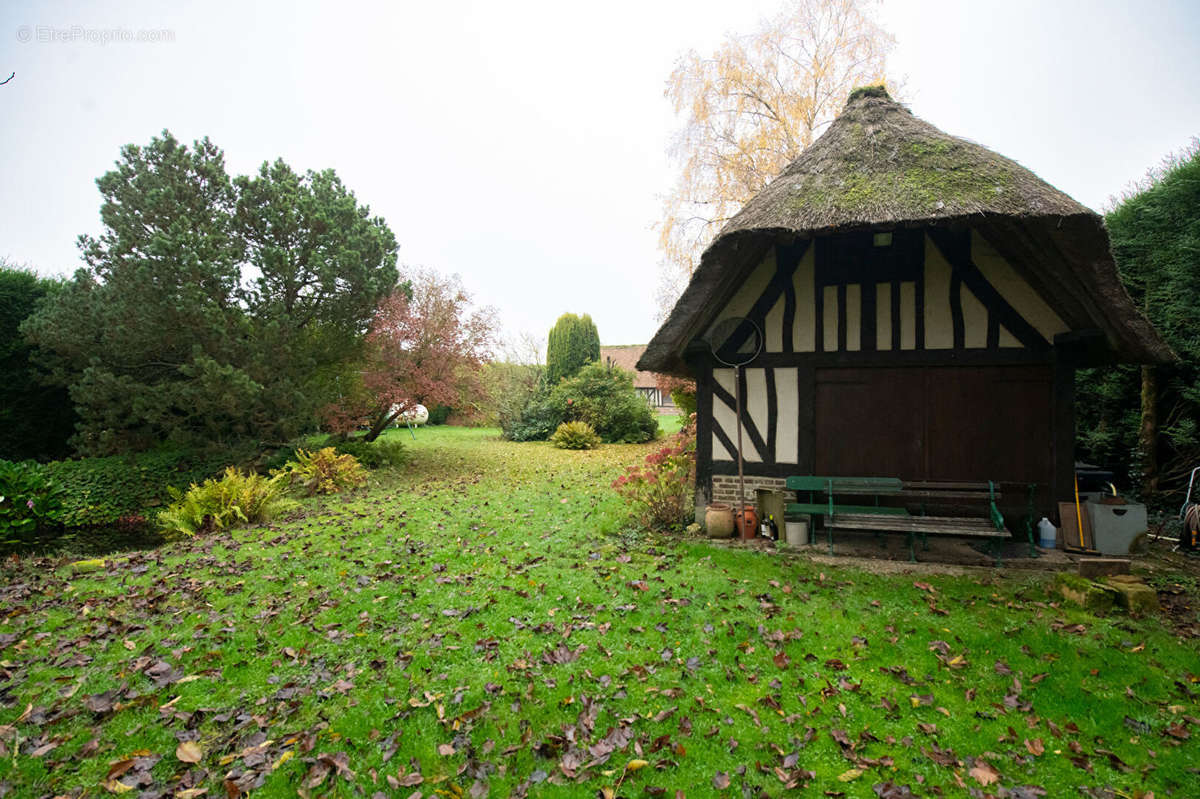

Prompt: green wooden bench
xmin=785 ymin=476 xmax=1009 ymax=564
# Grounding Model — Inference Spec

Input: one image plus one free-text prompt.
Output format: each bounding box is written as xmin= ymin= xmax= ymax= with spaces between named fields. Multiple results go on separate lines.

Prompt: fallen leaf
xmin=176 ymin=741 xmax=204 ymax=763
xmin=969 ymin=760 xmax=1000 ymax=786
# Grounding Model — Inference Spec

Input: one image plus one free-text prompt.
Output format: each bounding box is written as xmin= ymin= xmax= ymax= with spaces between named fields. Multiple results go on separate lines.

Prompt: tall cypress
xmin=546 ymin=313 xmax=600 ymax=384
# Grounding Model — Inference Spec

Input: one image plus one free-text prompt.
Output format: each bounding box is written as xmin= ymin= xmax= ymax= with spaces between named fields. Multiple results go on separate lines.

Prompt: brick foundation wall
xmin=709 ymin=474 xmax=787 ymax=506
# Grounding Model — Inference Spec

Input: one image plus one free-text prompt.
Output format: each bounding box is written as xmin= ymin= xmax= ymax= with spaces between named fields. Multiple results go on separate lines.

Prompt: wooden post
xmin=735 ymin=363 xmax=746 ymax=521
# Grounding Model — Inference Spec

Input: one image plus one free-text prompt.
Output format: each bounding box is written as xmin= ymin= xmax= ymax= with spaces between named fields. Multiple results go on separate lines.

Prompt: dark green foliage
xmin=1077 ymin=142 xmax=1200 ymax=498
xmin=22 ymin=132 xmax=398 ymax=454
xmin=0 ymin=460 xmax=66 ymax=544
xmin=23 ymin=133 xmax=247 ymax=454
xmin=552 ymin=362 xmax=658 ymax=443
xmin=234 ymin=160 xmax=399 ymax=430
xmin=427 ymin=405 xmax=453 ymax=425
xmin=0 ymin=263 xmax=77 ymax=461
xmin=508 ymin=363 xmax=658 ymax=444
xmin=545 ymin=313 xmax=600 ymax=384
xmin=334 ymin=437 xmax=409 ymax=469
xmin=550 ymin=421 xmax=601 ymax=450
xmin=503 ymin=389 xmax=562 ymax=442
xmin=42 ymin=448 xmax=238 ymax=527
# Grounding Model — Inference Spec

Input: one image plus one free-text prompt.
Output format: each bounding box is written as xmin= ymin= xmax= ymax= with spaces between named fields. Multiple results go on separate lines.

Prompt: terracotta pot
xmin=735 ymin=506 xmax=759 ymax=540
xmin=705 ymin=503 xmax=735 ymax=539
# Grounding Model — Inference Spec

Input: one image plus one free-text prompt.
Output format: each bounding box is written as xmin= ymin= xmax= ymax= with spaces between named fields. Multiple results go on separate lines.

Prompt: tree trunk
xmin=363 ymin=408 xmax=399 ymax=442
xmin=1138 ymin=365 xmax=1158 ymax=497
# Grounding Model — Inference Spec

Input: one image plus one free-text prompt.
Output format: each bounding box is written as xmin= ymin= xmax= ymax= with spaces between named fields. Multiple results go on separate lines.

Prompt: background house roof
xmin=600 ymin=345 xmax=659 ymax=390
xmin=639 ymin=86 xmax=1173 ymax=376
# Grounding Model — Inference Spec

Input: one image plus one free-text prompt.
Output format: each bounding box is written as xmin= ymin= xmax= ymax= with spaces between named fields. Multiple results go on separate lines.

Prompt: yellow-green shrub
xmin=550 ymin=421 xmax=601 ymax=450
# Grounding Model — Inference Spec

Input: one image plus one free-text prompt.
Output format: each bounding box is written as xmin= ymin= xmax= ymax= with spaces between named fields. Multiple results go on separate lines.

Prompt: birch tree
xmin=658 ymin=0 xmax=897 ymax=310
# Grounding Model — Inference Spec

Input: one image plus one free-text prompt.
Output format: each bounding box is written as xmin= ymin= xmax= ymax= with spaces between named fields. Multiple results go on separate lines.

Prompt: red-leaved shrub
xmin=611 ymin=414 xmax=696 ymax=531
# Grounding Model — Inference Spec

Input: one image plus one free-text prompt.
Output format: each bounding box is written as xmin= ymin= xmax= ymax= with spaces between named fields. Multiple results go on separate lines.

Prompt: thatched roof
xmin=640 ymin=86 xmax=1173 ymax=375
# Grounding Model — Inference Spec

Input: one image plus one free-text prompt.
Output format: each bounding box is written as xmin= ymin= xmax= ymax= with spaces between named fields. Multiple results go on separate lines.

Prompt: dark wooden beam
xmin=688 ymin=353 xmax=714 ymax=507
xmin=718 ymin=239 xmax=809 ymax=357
xmin=741 ymin=349 xmax=1054 ymax=368
xmin=765 ymin=367 xmax=778 ymax=463
xmin=1052 ymin=355 xmax=1076 ymax=515
xmin=797 ymin=365 xmax=815 ymax=473
xmin=950 ymin=271 xmax=965 ymax=349
xmin=861 ymin=280 xmax=876 ymax=352
xmin=711 ymin=375 xmax=770 ymax=464
xmin=927 ymin=228 xmax=1049 ymax=352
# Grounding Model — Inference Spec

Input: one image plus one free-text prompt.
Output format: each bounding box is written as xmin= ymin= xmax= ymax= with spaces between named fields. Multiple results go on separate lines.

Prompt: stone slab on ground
xmin=1078 ymin=557 xmax=1131 ymax=578
xmin=1055 ymin=573 xmax=1118 ymax=613
xmin=1101 ymin=575 xmax=1160 ymax=615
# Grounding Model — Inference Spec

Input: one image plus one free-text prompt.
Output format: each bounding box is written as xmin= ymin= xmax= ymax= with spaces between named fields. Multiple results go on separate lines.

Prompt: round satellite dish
xmin=708 ymin=316 xmax=763 ymax=366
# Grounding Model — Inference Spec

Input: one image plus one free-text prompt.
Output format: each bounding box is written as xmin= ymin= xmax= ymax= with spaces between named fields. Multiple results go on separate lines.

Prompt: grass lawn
xmin=1 ymin=427 xmax=1197 ymax=797
xmin=658 ymin=414 xmax=684 ymax=436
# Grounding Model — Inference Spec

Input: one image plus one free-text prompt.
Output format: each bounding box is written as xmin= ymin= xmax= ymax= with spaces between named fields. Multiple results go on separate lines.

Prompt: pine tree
xmin=1076 ymin=142 xmax=1200 ymax=498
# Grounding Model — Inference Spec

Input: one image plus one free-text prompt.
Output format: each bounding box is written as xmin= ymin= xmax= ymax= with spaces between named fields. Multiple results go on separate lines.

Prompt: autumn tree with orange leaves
xmin=657 ymin=0 xmax=897 ymax=311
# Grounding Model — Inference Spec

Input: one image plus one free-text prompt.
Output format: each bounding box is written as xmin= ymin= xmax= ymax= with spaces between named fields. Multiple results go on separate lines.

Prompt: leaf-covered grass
xmin=0 ymin=427 xmax=1197 ymax=797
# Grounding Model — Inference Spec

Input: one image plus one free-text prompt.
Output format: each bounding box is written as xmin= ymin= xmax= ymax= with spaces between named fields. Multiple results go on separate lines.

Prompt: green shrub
xmin=0 ymin=459 xmax=65 ymax=544
xmin=550 ymin=421 xmax=601 ymax=450
xmin=157 ymin=467 xmax=294 ymax=540
xmin=507 ymin=363 xmax=658 ymax=444
xmin=43 ymin=447 xmax=240 ymax=527
xmin=427 ymin=405 xmax=453 ymax=425
xmin=553 ymin=362 xmax=658 ymax=443
xmin=334 ymin=438 xmax=409 ymax=469
xmin=274 ymin=447 xmax=368 ymax=495
xmin=506 ymin=388 xmax=562 ymax=442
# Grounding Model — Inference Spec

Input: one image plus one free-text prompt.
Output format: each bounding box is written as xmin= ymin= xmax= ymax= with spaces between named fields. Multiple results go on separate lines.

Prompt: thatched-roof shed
xmin=640 ymin=86 xmax=1171 ymax=528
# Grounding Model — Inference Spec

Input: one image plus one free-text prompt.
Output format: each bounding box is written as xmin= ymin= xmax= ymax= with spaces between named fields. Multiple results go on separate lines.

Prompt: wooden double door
xmin=813 ymin=365 xmax=1053 ymax=486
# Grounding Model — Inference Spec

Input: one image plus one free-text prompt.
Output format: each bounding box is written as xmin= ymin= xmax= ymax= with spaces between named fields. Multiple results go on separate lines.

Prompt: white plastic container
xmin=1037 ymin=517 xmax=1056 ymax=549
xmin=784 ymin=519 xmax=809 ymax=549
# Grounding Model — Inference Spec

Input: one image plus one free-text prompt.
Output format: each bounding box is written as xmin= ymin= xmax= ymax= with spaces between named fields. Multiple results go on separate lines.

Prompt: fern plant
xmin=157 ymin=467 xmax=294 ymax=540
xmin=273 ymin=447 xmax=368 ymax=496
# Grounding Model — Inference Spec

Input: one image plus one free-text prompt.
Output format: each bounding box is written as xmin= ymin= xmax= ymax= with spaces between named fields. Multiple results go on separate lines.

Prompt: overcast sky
xmin=2 ymin=0 xmax=1197 ymax=351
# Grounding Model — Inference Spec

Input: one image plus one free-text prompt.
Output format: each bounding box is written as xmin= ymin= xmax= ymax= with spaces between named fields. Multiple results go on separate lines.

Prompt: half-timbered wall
xmin=696 ymin=226 xmax=1076 ymax=516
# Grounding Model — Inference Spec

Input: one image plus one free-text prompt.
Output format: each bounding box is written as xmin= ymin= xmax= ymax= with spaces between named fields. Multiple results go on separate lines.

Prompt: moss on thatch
xmin=847 ymin=84 xmax=890 ymax=102
xmin=638 ymin=89 xmax=1174 ymax=376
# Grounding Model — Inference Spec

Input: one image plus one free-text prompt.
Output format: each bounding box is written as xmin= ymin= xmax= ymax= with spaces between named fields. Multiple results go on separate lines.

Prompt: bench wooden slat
xmin=786 ymin=476 xmax=903 ymax=493
xmin=903 ymin=490 xmax=1003 ymax=500
xmin=903 ymin=481 xmax=994 ymax=491
xmin=786 ymin=503 xmax=909 ymax=517
xmin=833 ymin=514 xmax=1006 ymax=538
